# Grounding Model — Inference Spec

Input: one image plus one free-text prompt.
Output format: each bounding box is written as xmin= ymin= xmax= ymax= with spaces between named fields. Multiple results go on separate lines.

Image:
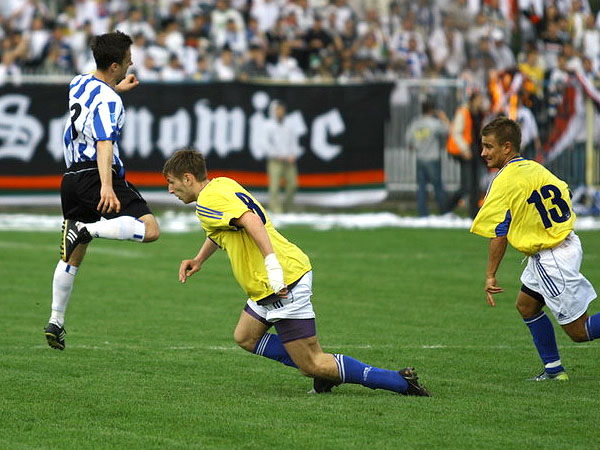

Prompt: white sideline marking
xmin=30 ymin=343 xmax=595 ymax=351
xmin=0 ymin=240 xmax=143 ymax=258
xmin=3 ymin=212 xmax=600 ymax=232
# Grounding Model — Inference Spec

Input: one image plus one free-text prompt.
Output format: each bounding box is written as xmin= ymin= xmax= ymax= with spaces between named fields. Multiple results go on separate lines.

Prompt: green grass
xmin=1 ymin=228 xmax=599 ymax=449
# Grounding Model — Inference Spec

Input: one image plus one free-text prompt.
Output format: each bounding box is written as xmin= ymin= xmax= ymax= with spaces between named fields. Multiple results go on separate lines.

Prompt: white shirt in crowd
xmin=268 ymin=56 xmax=305 ymax=81
xmin=265 ymin=117 xmax=302 ymax=160
xmin=251 ymin=0 xmax=281 ymax=32
xmin=515 ymin=106 xmax=539 ymax=149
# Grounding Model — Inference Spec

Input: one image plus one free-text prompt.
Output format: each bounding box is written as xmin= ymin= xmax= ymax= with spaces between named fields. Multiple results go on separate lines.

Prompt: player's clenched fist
xmin=115 ymin=74 xmax=139 ymax=93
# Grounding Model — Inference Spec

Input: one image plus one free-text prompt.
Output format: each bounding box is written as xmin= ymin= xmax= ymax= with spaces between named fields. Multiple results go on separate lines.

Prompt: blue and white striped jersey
xmin=62 ymin=74 xmax=126 ymax=176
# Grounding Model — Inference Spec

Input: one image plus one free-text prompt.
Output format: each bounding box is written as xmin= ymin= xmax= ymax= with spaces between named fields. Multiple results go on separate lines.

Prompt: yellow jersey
xmin=196 ymin=177 xmax=311 ymax=301
xmin=470 ymin=157 xmax=575 ymax=255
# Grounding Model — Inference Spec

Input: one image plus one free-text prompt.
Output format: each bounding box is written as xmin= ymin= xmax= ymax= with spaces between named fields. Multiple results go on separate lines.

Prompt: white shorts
xmin=245 ymin=271 xmax=316 ymax=322
xmin=520 ymin=232 xmax=596 ymax=325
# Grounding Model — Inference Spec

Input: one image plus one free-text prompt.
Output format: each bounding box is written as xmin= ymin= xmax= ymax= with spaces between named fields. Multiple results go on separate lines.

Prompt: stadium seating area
xmin=0 ymin=0 xmax=599 ymax=85
xmin=1 ymin=1 xmax=599 ymax=184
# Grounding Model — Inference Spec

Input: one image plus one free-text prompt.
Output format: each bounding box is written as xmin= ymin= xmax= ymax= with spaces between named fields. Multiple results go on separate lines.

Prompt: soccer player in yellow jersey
xmin=163 ymin=148 xmax=430 ymax=396
xmin=471 ymin=117 xmax=598 ymax=381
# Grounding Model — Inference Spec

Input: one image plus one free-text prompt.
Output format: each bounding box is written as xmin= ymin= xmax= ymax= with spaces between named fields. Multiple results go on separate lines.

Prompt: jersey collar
xmin=505 ymin=156 xmax=525 ymax=166
xmin=92 ymin=75 xmax=115 ymax=91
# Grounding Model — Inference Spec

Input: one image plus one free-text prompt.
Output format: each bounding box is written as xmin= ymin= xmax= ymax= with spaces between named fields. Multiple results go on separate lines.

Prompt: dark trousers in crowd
xmin=572 ymin=142 xmax=586 ymax=188
xmin=416 ymin=159 xmax=446 ymax=216
xmin=446 ymin=156 xmax=480 ymax=219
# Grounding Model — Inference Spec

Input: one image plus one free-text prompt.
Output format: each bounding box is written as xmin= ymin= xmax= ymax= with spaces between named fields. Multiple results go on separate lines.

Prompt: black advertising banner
xmin=0 ymin=82 xmax=391 ymax=191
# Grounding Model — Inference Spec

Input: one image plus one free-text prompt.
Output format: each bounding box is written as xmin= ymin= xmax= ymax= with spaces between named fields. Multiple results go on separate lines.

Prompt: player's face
xmin=481 ymin=134 xmax=510 ymax=169
xmin=165 ymin=173 xmax=196 ymax=204
xmin=115 ymin=49 xmax=133 ymax=82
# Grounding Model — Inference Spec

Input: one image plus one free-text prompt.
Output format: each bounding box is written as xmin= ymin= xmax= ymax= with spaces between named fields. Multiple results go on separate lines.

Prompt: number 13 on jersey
xmin=527 ymin=184 xmax=571 ymax=229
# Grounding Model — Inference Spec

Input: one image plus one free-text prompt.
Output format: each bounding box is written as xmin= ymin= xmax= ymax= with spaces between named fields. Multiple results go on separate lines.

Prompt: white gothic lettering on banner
xmin=248 ymin=91 xmax=270 ymax=160
xmin=248 ymin=91 xmax=307 ymax=161
xmin=41 ymin=92 xmax=346 ymax=163
xmin=0 ymin=94 xmax=44 ymax=161
xmin=122 ymin=107 xmax=154 ymax=158
xmin=310 ymin=108 xmax=345 ymax=161
xmin=194 ymin=101 xmax=245 ymax=157
xmin=157 ymin=108 xmax=191 ymax=158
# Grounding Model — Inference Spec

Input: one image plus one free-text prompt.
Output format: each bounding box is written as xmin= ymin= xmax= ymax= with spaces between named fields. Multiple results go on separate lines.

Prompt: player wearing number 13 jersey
xmin=163 ymin=148 xmax=430 ymax=396
xmin=471 ymin=117 xmax=598 ymax=381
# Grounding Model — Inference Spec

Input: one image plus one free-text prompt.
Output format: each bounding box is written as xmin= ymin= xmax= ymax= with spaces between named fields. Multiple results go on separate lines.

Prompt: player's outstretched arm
xmin=233 ymin=211 xmax=287 ymax=297
xmin=179 ymin=237 xmax=219 ymax=283
xmin=115 ymin=74 xmax=139 ymax=94
xmin=485 ymin=236 xmax=508 ymax=307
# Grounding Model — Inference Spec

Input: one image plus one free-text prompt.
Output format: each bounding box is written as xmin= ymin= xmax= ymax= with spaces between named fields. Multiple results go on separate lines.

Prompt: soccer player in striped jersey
xmin=471 ymin=117 xmax=598 ymax=381
xmin=44 ymin=31 xmax=160 ymax=350
xmin=163 ymin=148 xmax=430 ymax=396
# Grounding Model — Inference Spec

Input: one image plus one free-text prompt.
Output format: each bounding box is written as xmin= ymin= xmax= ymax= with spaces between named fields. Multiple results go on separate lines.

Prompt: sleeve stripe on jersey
xmin=73 ymin=77 xmax=93 ymax=99
xmin=196 ymin=205 xmax=223 ymax=215
xmin=69 ymin=75 xmax=84 ymax=91
xmin=85 ymin=85 xmax=102 ymax=108
xmin=196 ymin=211 xmax=223 ymax=220
xmin=196 ymin=206 xmax=223 ymax=217
xmin=93 ymin=112 xmax=109 ymax=140
xmin=494 ymin=210 xmax=511 ymax=237
xmin=93 ymin=104 xmax=116 ymax=141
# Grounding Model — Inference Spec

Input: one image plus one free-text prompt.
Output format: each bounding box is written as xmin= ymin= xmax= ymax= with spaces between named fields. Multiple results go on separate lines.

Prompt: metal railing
xmin=384 ymin=78 xmax=467 ymax=194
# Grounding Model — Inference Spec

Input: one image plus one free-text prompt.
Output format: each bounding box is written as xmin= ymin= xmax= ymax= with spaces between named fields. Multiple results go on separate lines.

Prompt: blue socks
xmin=524 ymin=312 xmax=564 ymax=374
xmin=253 ymin=333 xmax=297 ymax=368
xmin=585 ymin=313 xmax=600 ymax=341
xmin=333 ymin=354 xmax=408 ymax=394
xmin=253 ymin=335 xmax=409 ymax=394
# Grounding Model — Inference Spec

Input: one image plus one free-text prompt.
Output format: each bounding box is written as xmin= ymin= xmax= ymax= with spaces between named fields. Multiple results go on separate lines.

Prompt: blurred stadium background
xmin=0 ymin=0 xmax=599 ymax=219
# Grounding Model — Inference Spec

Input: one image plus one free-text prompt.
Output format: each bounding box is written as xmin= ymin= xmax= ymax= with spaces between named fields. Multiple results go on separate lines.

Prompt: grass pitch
xmin=1 ymin=227 xmax=599 ymax=449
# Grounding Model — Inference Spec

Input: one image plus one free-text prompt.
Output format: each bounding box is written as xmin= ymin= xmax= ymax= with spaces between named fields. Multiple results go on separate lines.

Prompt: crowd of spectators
xmin=0 ymin=0 xmax=598 ymax=87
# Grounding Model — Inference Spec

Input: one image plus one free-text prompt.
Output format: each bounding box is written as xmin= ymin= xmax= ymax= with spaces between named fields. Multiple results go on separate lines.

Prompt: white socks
xmin=50 ymin=260 xmax=78 ymax=327
xmin=84 ymin=216 xmax=145 ymax=242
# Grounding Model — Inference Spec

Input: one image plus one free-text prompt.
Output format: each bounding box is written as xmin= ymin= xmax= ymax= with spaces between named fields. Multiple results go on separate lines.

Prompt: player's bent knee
xmin=567 ymin=330 xmax=589 ymax=343
xmin=515 ymin=300 xmax=539 ymax=318
xmin=144 ymin=228 xmax=160 ymax=242
xmin=233 ymin=330 xmax=256 ymax=352
xmin=141 ymin=217 xmax=160 ymax=242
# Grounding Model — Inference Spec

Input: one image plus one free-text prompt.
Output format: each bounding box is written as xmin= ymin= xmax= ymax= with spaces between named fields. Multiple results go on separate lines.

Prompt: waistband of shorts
xmin=531 ymin=231 xmax=575 ymax=256
xmin=65 ymin=161 xmax=123 ymax=177
xmin=256 ymin=271 xmax=309 ymax=305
